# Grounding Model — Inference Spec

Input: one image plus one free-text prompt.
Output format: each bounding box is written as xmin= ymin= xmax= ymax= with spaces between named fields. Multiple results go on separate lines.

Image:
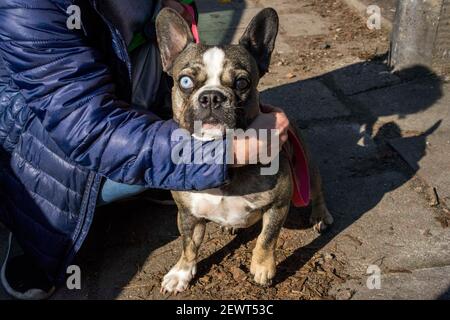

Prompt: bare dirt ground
xmin=263 ymin=0 xmax=389 ymax=84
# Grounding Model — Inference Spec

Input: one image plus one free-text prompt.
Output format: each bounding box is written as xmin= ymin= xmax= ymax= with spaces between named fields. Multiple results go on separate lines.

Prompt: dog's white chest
xmin=189 ymin=189 xmax=261 ymax=228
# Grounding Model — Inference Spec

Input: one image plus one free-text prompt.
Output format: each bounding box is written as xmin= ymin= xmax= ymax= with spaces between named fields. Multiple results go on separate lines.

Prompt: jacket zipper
xmin=90 ymin=0 xmax=132 ymax=83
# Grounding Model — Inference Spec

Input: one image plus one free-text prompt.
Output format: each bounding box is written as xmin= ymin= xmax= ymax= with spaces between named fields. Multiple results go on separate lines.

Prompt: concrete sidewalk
xmin=0 ymin=0 xmax=449 ymax=300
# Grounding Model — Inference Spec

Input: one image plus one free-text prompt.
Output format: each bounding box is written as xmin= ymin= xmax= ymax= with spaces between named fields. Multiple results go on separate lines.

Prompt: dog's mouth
xmin=202 ymin=117 xmax=225 ymax=130
xmin=193 ymin=117 xmax=227 ymax=140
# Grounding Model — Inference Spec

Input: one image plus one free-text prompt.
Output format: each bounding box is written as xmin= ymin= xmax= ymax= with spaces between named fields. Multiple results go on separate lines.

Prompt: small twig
xmin=433 ymin=187 xmax=440 ymax=206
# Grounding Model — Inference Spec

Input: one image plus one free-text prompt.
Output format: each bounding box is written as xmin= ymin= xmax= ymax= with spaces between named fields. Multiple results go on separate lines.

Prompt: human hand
xmin=231 ymin=105 xmax=290 ymax=167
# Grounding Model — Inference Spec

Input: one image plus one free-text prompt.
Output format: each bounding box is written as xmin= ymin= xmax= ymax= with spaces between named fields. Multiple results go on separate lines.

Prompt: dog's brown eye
xmin=235 ymin=78 xmax=250 ymax=91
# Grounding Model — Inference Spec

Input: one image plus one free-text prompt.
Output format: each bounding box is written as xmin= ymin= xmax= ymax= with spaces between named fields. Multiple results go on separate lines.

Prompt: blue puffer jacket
xmin=0 ymin=0 xmax=228 ymax=284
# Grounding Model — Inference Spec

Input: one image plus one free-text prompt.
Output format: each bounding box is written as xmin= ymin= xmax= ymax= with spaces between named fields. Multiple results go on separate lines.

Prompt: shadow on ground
xmin=260 ymin=64 xmax=443 ymax=286
xmin=439 ymin=287 xmax=450 ymax=300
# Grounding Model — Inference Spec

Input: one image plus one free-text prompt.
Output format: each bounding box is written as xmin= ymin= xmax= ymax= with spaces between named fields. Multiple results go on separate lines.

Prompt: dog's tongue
xmin=191 ymin=121 xmax=225 ymax=141
xmin=201 ymin=123 xmax=225 ymax=139
xmin=202 ymin=123 xmax=223 ymax=131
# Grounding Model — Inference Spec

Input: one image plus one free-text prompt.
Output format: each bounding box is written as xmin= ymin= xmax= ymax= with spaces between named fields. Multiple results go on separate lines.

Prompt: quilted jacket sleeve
xmin=0 ymin=0 xmax=228 ymax=190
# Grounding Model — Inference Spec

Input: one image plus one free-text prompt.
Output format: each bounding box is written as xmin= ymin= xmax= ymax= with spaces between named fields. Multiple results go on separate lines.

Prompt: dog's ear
xmin=239 ymin=8 xmax=279 ymax=77
xmin=156 ymin=8 xmax=194 ymax=74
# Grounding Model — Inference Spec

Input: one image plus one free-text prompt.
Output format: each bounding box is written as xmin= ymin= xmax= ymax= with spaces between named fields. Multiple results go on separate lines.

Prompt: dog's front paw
xmin=250 ymin=258 xmax=276 ymax=286
xmin=161 ymin=263 xmax=196 ymax=294
xmin=310 ymin=206 xmax=334 ymax=233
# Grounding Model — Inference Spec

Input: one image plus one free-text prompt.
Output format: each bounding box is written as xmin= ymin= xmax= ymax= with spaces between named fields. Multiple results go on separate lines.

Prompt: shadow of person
xmin=261 ymin=64 xmax=443 ymax=285
xmin=276 ymin=119 xmax=441 ymax=283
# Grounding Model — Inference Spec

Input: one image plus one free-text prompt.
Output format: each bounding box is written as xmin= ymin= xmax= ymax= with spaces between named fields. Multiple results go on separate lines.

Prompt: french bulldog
xmin=155 ymin=7 xmax=333 ymax=293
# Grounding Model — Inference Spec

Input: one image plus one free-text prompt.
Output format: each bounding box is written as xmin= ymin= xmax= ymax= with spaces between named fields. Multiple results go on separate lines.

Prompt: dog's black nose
xmin=198 ymin=90 xmax=227 ymax=109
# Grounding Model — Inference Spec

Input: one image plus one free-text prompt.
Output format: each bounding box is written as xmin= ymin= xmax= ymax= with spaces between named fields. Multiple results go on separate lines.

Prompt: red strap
xmin=287 ymin=128 xmax=311 ymax=207
xmin=184 ymin=5 xmax=200 ymax=43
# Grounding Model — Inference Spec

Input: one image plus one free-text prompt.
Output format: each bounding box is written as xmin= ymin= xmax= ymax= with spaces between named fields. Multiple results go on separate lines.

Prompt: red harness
xmin=285 ymin=128 xmax=311 ymax=207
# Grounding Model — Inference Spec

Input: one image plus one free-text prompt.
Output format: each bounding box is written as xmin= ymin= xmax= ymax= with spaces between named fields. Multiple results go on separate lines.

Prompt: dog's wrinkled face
xmin=169 ymin=44 xmax=259 ymax=136
xmin=156 ymin=8 xmax=279 ymax=137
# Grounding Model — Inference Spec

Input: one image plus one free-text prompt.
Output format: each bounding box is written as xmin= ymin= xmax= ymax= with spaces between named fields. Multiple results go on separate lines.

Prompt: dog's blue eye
xmin=179 ymin=76 xmax=194 ymax=90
